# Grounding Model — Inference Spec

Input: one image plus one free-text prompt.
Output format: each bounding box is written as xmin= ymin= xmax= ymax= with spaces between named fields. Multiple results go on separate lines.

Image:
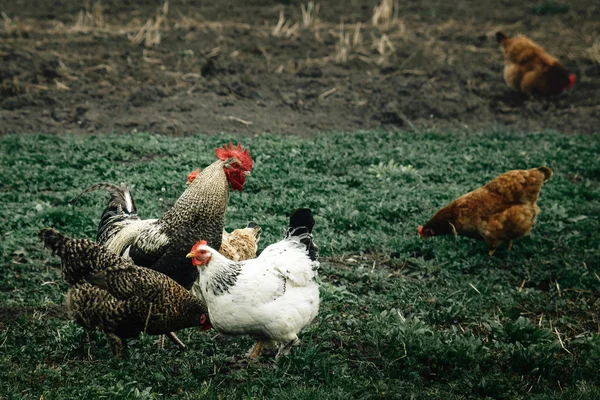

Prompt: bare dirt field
xmin=1 ymin=0 xmax=599 ymax=136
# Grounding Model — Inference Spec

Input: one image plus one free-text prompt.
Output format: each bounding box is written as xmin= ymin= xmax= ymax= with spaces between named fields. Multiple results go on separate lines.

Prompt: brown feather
xmin=421 ymin=167 xmax=552 ymax=251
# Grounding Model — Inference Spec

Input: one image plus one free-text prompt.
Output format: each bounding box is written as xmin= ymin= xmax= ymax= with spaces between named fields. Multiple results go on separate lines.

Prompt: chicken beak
xmin=244 ymin=171 xmax=251 ymax=177
xmin=186 ymin=252 xmax=195 ymax=258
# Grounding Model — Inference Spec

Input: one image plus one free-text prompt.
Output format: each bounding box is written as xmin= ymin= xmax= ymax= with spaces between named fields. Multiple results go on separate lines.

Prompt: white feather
xmin=195 ymin=237 xmax=320 ymax=345
xmin=104 ymin=218 xmax=160 ymax=257
xmin=123 ymin=189 xmax=134 ymax=214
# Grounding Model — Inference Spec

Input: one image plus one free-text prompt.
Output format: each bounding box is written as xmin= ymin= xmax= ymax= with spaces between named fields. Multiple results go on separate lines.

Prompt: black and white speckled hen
xmin=74 ymin=143 xmax=253 ymax=290
xmin=39 ymin=228 xmax=210 ymax=357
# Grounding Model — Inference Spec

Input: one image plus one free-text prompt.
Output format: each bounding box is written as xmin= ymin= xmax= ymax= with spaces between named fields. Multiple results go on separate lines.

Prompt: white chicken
xmin=186 ymin=208 xmax=320 ymax=359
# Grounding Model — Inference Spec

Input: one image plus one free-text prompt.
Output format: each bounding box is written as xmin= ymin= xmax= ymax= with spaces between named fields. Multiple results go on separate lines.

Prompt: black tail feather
xmin=288 ymin=208 xmax=315 ymax=234
xmin=287 ymin=208 xmax=318 ymax=261
xmin=39 ymin=227 xmax=124 ymax=285
xmin=39 ymin=228 xmax=69 ymax=256
xmin=73 ymin=183 xmax=138 ymax=241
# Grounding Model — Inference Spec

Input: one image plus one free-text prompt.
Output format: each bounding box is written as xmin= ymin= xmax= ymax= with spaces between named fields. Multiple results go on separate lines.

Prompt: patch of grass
xmin=530 ymin=0 xmax=570 ymax=16
xmin=0 ymin=130 xmax=599 ymax=399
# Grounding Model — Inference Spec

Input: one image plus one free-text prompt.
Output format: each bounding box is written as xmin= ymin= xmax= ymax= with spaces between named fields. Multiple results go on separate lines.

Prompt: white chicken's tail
xmin=286 ymin=208 xmax=319 ymax=262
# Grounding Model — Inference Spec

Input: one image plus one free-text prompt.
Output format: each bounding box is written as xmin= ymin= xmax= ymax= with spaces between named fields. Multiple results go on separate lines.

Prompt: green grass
xmin=0 ymin=130 xmax=599 ymax=399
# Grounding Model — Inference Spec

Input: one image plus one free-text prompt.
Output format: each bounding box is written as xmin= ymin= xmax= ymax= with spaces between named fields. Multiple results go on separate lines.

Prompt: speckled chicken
xmin=186 ymin=168 xmax=262 ymax=262
xmin=187 ymin=208 xmax=320 ymax=359
xmin=419 ymin=167 xmax=553 ymax=255
xmin=39 ymin=228 xmax=210 ymax=357
xmin=74 ymin=143 xmax=253 ymax=290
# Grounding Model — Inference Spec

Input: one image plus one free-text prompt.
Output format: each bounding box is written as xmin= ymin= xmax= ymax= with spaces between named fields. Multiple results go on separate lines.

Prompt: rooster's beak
xmin=244 ymin=171 xmax=251 ymax=177
xmin=186 ymin=252 xmax=194 ymax=258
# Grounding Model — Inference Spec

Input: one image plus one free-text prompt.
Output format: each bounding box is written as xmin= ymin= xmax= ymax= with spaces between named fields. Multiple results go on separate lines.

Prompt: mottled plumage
xmin=419 ymin=167 xmax=553 ymax=254
xmin=74 ymin=144 xmax=252 ymax=290
xmin=39 ymin=228 xmax=209 ymax=357
xmin=219 ymin=222 xmax=262 ymax=262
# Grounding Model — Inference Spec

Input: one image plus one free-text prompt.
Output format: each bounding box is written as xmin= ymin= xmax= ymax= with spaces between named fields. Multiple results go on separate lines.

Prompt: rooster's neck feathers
xmin=161 ymin=160 xmax=228 ymax=232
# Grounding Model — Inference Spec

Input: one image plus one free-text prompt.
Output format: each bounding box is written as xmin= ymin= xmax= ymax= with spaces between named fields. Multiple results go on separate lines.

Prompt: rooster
xmin=496 ymin=31 xmax=575 ymax=96
xmin=185 ymin=167 xmax=262 ymax=262
xmin=74 ymin=143 xmax=253 ymax=290
xmin=39 ymin=228 xmax=210 ymax=358
xmin=418 ymin=167 xmax=553 ymax=255
xmin=186 ymin=208 xmax=319 ymax=359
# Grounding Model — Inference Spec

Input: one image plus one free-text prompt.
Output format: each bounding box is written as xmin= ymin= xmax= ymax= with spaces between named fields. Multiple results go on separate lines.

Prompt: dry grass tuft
xmin=2 ymin=12 xmax=33 ymax=37
xmin=2 ymin=11 xmax=14 ymax=34
xmin=174 ymin=10 xmax=203 ymax=30
xmin=584 ymin=37 xmax=600 ymax=64
xmin=372 ymin=0 xmax=399 ymax=29
xmin=301 ymin=2 xmax=320 ymax=29
xmin=372 ymin=33 xmax=395 ymax=65
xmin=334 ymin=22 xmax=363 ymax=63
xmin=129 ymin=0 xmax=169 ymax=47
xmin=272 ymin=10 xmax=300 ymax=38
xmin=72 ymin=0 xmax=105 ymax=31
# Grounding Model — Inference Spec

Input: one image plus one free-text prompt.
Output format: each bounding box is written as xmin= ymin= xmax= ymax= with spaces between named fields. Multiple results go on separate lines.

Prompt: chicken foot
xmin=107 ymin=333 xmax=125 ymax=359
xmin=247 ymin=340 xmax=263 ymax=360
xmin=276 ymin=336 xmax=299 ymax=359
xmin=489 ymin=240 xmax=514 ymax=256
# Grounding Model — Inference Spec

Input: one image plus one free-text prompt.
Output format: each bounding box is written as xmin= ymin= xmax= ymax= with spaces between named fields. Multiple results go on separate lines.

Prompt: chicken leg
xmin=276 ymin=336 xmax=299 ymax=359
xmin=107 ymin=333 xmax=125 ymax=359
xmin=167 ymin=332 xmax=186 ymax=349
xmin=157 ymin=332 xmax=186 ymax=349
xmin=247 ymin=340 xmax=263 ymax=360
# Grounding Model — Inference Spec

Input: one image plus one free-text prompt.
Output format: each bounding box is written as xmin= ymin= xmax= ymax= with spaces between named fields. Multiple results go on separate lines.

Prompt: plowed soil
xmin=1 ymin=0 xmax=599 ymax=136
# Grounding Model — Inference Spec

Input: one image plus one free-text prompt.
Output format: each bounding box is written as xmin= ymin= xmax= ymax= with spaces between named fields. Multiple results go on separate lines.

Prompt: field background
xmin=1 ymin=131 xmax=599 ymax=399
xmin=1 ymin=0 xmax=600 ymax=399
xmin=1 ymin=0 xmax=599 ymax=136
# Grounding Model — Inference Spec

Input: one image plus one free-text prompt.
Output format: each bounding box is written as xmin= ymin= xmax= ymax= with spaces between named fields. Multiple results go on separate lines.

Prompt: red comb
xmin=418 ymin=225 xmax=424 ymax=235
xmin=215 ymin=142 xmax=253 ymax=171
xmin=191 ymin=240 xmax=208 ymax=252
xmin=568 ymin=74 xmax=576 ymax=87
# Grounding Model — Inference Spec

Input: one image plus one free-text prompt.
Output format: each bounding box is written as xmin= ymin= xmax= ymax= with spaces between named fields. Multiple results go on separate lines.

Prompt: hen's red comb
xmin=215 ymin=142 xmax=253 ymax=171
xmin=568 ymin=74 xmax=576 ymax=87
xmin=191 ymin=240 xmax=208 ymax=253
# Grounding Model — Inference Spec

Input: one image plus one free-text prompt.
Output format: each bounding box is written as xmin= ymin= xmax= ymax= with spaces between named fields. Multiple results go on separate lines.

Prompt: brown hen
xmin=39 ymin=228 xmax=210 ymax=357
xmin=496 ymin=31 xmax=575 ymax=96
xmin=419 ymin=167 xmax=553 ymax=255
